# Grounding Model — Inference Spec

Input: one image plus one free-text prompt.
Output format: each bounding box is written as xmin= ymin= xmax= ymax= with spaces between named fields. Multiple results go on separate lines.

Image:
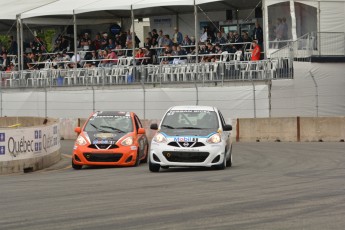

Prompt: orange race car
xmin=72 ymin=111 xmax=149 ymax=169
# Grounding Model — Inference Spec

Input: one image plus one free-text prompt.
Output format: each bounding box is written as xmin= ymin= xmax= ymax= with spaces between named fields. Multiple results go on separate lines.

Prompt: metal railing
xmin=270 ymin=32 xmax=345 ymax=62
xmin=0 ymin=58 xmax=293 ymax=89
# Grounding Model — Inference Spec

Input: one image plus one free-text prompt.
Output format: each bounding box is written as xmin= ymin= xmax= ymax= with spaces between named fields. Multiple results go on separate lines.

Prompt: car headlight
xmin=121 ymin=136 xmax=134 ymax=146
xmin=76 ymin=135 xmax=87 ymax=146
xmin=207 ymin=133 xmax=221 ymax=144
xmin=153 ymin=133 xmax=167 ymax=143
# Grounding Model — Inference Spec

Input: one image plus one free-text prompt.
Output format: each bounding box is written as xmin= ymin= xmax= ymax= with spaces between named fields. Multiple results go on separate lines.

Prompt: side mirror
xmin=138 ymin=128 xmax=146 ymax=134
xmin=223 ymin=124 xmax=232 ymax=131
xmin=75 ymin=127 xmax=81 ymax=133
xmin=150 ymin=123 xmax=158 ymax=130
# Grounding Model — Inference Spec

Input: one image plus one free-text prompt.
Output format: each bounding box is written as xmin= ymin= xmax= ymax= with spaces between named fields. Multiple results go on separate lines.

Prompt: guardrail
xmin=270 ymin=32 xmax=345 ymax=62
xmin=0 ymin=58 xmax=293 ymax=88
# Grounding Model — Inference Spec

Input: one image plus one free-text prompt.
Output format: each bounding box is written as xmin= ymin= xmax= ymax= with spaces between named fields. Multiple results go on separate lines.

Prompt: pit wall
xmin=235 ymin=117 xmax=345 ymax=142
xmin=0 ymin=117 xmax=61 ymax=174
xmin=61 ymin=117 xmax=345 ymax=143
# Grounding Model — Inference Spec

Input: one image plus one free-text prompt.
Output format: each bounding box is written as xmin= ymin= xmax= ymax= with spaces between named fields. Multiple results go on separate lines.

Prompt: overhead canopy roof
xmin=20 ymin=0 xmax=261 ymax=19
xmin=0 ymin=0 xmax=57 ymax=20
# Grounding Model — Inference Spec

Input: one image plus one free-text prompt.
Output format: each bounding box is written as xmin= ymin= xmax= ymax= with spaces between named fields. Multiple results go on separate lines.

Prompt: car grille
xmin=162 ymin=151 xmax=209 ymax=163
xmin=167 ymin=142 xmax=205 ymax=148
xmin=88 ymin=144 xmax=119 ymax=150
xmin=83 ymin=153 xmax=123 ymax=162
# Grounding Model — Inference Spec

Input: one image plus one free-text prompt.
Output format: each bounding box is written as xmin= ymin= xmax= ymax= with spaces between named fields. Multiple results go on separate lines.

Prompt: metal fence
xmin=0 ymin=58 xmax=293 ymax=89
xmin=270 ymin=32 xmax=345 ymax=62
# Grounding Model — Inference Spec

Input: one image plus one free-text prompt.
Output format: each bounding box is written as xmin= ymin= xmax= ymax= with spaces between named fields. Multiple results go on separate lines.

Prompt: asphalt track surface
xmin=1 ymin=140 xmax=345 ymax=230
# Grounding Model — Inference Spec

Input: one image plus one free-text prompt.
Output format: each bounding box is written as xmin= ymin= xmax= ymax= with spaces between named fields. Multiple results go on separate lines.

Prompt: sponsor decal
xmin=130 ymin=146 xmax=137 ymax=150
xmin=173 ymin=137 xmax=198 ymax=142
xmin=94 ymin=133 xmax=117 ymax=139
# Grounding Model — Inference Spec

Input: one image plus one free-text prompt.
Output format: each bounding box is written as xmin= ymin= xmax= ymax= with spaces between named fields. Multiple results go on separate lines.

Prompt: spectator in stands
xmin=126 ymin=30 xmax=133 ymax=48
xmin=142 ymin=47 xmax=153 ymax=65
xmin=115 ymin=44 xmax=125 ymax=57
xmin=107 ymin=38 xmax=116 ymax=50
xmin=80 ymin=33 xmax=91 ymax=51
xmin=243 ymin=32 xmax=252 ymax=43
xmin=69 ymin=53 xmax=81 ymax=68
xmin=251 ymin=40 xmax=261 ymax=61
xmin=200 ymin=27 xmax=209 ymax=43
xmin=32 ymin=36 xmax=44 ymax=54
xmin=176 ymin=45 xmax=188 ymax=64
xmin=233 ymin=31 xmax=243 ymax=50
xmin=162 ymin=34 xmax=173 ymax=47
xmin=182 ymin=35 xmax=191 ymax=46
xmin=172 ymin=27 xmax=183 ymax=45
xmin=252 ymin=22 xmax=263 ymax=48
xmin=214 ymin=31 xmax=227 ymax=44
xmin=134 ymin=32 xmax=141 ymax=48
xmin=0 ymin=52 xmax=11 ymax=71
xmin=84 ymin=50 xmax=99 ymax=68
xmin=1 ymin=46 xmax=7 ymax=56
xmin=157 ymin=29 xmax=164 ymax=47
xmin=8 ymin=36 xmax=18 ymax=55
xmin=227 ymin=31 xmax=235 ymax=43
xmin=52 ymin=52 xmax=64 ymax=69
xmin=135 ymin=48 xmax=145 ymax=65
xmin=92 ymin=34 xmax=101 ymax=51
xmin=59 ymin=36 xmax=70 ymax=52
xmin=152 ymin=29 xmax=159 ymax=41
xmin=143 ymin=37 xmax=152 ymax=49
xmin=161 ymin=45 xmax=172 ymax=64
xmin=119 ymin=31 xmax=127 ymax=48
xmin=26 ymin=52 xmax=37 ymax=70
xmin=190 ymin=36 xmax=196 ymax=46
xmin=100 ymin=32 xmax=109 ymax=50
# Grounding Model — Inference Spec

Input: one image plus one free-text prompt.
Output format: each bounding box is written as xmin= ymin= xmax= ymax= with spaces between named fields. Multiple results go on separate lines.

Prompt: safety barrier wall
xmin=0 ymin=117 xmax=61 ymax=174
xmin=235 ymin=117 xmax=345 ymax=142
xmin=61 ymin=117 xmax=345 ymax=143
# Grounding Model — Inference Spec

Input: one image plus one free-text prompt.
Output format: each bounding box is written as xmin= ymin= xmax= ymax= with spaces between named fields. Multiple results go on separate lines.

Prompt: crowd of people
xmin=0 ymin=22 xmax=264 ymax=71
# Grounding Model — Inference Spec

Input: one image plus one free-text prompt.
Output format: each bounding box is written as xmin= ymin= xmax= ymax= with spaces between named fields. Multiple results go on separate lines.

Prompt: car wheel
xmin=134 ymin=151 xmax=140 ymax=167
xmin=213 ymin=154 xmax=226 ymax=170
xmin=149 ymin=158 xmax=160 ymax=172
xmin=226 ymin=147 xmax=232 ymax=168
xmin=140 ymin=144 xmax=149 ymax=163
xmin=72 ymin=159 xmax=82 ymax=170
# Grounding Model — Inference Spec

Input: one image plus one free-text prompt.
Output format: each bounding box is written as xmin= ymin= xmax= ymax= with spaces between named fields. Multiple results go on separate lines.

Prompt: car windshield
xmin=84 ymin=115 xmax=133 ymax=133
xmin=161 ymin=110 xmax=219 ymax=129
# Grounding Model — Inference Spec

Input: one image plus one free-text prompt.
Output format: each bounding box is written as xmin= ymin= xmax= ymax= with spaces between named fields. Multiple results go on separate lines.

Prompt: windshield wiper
xmin=100 ymin=125 xmax=125 ymax=133
xmin=176 ymin=127 xmax=202 ymax=129
xmin=90 ymin=124 xmax=108 ymax=133
xmin=161 ymin=124 xmax=175 ymax=129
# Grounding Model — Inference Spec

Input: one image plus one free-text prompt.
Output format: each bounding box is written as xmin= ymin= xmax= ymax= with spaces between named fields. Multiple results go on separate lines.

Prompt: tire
xmin=72 ymin=159 xmax=82 ymax=170
xmin=226 ymin=146 xmax=233 ymax=168
xmin=140 ymin=145 xmax=149 ymax=163
xmin=134 ymin=151 xmax=140 ymax=167
xmin=149 ymin=158 xmax=160 ymax=172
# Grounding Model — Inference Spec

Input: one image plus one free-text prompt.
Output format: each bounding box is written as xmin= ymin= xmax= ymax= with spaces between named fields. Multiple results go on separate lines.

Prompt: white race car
xmin=149 ymin=106 xmax=232 ymax=172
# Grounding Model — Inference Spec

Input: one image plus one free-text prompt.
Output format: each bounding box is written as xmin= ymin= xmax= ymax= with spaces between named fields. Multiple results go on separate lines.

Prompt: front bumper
xmin=149 ymin=142 xmax=225 ymax=167
xmin=72 ymin=144 xmax=138 ymax=166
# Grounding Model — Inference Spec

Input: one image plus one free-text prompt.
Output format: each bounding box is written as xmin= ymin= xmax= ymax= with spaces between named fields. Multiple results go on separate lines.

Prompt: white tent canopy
xmin=0 ymin=0 xmax=57 ymax=20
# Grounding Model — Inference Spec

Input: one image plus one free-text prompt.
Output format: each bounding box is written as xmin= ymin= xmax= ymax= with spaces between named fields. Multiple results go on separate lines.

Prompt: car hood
xmin=85 ymin=131 xmax=127 ymax=144
xmin=160 ymin=128 xmax=217 ymax=138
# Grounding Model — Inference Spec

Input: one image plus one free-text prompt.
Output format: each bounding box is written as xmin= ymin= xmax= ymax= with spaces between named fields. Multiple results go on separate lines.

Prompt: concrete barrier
xmin=0 ymin=117 xmax=61 ymax=174
xmin=235 ymin=117 xmax=345 ymax=142
xmin=60 ymin=117 xmax=345 ymax=143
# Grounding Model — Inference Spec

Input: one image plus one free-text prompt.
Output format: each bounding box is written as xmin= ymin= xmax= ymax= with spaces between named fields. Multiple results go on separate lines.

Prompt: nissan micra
xmin=149 ymin=106 xmax=232 ymax=172
xmin=72 ymin=111 xmax=148 ymax=169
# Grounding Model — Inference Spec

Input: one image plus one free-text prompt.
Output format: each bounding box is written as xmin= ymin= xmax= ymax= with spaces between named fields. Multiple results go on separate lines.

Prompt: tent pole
xmin=16 ymin=15 xmax=21 ymax=71
xmin=194 ymin=0 xmax=199 ymax=64
xmin=73 ymin=11 xmax=78 ymax=68
xmin=131 ymin=5 xmax=136 ymax=81
xmin=20 ymin=17 xmax=24 ymax=71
